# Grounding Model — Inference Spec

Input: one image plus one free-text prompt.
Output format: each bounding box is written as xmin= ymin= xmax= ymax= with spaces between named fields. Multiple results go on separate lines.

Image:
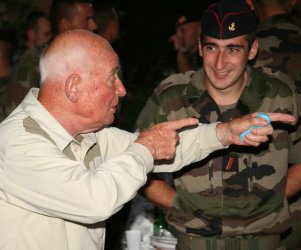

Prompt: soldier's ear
xmin=248 ymin=39 xmax=258 ymax=60
xmin=59 ymin=19 xmax=72 ymax=32
xmin=65 ymin=74 xmax=80 ymax=103
xmin=198 ymin=37 xmax=203 ymax=57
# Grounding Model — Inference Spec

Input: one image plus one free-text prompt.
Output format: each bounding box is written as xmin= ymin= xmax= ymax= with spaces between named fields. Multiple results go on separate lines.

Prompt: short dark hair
xmin=94 ymin=6 xmax=118 ymax=34
xmin=49 ymin=0 xmax=93 ymax=34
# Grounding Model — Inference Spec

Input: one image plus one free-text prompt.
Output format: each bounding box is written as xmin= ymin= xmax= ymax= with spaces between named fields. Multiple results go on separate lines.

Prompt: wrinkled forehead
xmin=93 ymin=48 xmax=120 ymax=73
xmin=44 ymin=30 xmax=117 ymax=70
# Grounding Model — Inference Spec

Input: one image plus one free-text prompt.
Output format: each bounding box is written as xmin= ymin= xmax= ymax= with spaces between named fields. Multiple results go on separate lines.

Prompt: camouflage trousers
xmin=176 ymin=233 xmax=285 ymax=250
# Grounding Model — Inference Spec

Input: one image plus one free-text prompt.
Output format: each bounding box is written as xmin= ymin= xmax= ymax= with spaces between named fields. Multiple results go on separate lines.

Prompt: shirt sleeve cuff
xmin=199 ymin=122 xmax=226 ymax=149
xmin=126 ymin=143 xmax=154 ymax=173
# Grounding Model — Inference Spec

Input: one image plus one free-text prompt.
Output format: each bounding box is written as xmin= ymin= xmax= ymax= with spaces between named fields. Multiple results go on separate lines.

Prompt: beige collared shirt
xmin=0 ymin=88 xmax=223 ymax=250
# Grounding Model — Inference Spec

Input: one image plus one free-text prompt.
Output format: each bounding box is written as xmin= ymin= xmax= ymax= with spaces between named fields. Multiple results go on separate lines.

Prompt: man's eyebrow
xmin=113 ymin=65 xmax=120 ymax=74
xmin=226 ymin=44 xmax=244 ymax=48
xmin=108 ymin=66 xmax=120 ymax=78
xmin=203 ymin=42 xmax=244 ymax=49
xmin=105 ymin=66 xmax=120 ymax=81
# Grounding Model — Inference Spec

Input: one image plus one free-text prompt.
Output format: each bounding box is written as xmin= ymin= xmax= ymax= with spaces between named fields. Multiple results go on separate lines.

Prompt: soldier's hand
xmin=216 ymin=112 xmax=296 ymax=146
xmin=136 ymin=118 xmax=198 ymax=160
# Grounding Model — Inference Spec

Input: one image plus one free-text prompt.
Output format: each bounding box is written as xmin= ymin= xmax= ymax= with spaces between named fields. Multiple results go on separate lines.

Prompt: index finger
xmin=163 ymin=118 xmax=199 ymax=131
xmin=266 ymin=113 xmax=296 ymax=124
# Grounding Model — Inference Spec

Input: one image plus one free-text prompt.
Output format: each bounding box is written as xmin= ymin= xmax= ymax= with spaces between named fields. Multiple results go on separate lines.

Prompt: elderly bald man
xmin=0 ymin=29 xmax=295 ymax=250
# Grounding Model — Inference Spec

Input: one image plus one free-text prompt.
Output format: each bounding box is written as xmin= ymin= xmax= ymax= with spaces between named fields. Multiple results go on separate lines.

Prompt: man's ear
xmin=198 ymin=37 xmax=203 ymax=57
xmin=59 ymin=19 xmax=71 ymax=32
xmin=65 ymin=74 xmax=80 ymax=103
xmin=248 ymin=39 xmax=259 ymax=60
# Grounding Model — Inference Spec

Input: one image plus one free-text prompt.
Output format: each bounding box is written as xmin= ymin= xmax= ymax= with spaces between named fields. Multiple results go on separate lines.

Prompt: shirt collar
xmin=21 ymin=88 xmax=97 ymax=151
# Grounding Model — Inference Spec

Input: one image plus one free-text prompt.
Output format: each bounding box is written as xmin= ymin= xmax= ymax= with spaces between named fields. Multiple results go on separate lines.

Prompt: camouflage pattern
xmin=1 ymin=46 xmax=43 ymax=120
xmin=282 ymin=197 xmax=301 ymax=249
xmin=251 ymin=14 xmax=301 ymax=92
xmin=251 ymin=14 xmax=301 ymax=249
xmin=135 ymin=67 xmax=301 ymax=238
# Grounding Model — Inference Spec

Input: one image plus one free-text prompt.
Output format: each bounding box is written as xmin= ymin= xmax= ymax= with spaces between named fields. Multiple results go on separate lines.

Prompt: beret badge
xmin=229 ymin=22 xmax=235 ymax=32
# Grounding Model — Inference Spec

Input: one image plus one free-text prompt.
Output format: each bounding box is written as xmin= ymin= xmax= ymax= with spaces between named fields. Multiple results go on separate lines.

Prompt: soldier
xmin=94 ymin=5 xmax=120 ymax=45
xmin=169 ymin=10 xmax=203 ymax=73
xmin=2 ymin=0 xmax=97 ymax=120
xmin=246 ymin=1 xmax=301 ymax=248
xmin=247 ymin=0 xmax=301 ymax=90
xmin=135 ymin=0 xmax=301 ymax=249
xmin=21 ymin=11 xmax=52 ymax=53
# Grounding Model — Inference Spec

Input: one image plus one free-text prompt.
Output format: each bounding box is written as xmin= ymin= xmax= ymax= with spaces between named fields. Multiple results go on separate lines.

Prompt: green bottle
xmin=153 ymin=207 xmax=168 ymax=236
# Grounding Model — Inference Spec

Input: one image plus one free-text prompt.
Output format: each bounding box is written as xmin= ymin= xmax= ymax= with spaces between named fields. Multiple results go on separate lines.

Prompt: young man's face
xmin=34 ymin=17 xmax=52 ymax=47
xmin=199 ymin=34 xmax=258 ymax=94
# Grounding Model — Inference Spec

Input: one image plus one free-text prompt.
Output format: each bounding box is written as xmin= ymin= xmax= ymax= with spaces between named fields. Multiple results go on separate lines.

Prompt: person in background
xmin=49 ymin=0 xmax=97 ymax=36
xmin=94 ymin=5 xmax=120 ymax=45
xmin=169 ymin=10 xmax=203 ymax=73
xmin=26 ymin=11 xmax=52 ymax=49
xmin=292 ymin=0 xmax=301 ymax=26
xmin=24 ymin=11 xmax=52 ymax=50
xmin=246 ymin=0 xmax=301 ymax=89
xmin=246 ymin=0 xmax=301 ymax=248
xmin=3 ymin=0 xmax=98 ymax=119
xmin=0 ymin=29 xmax=290 ymax=250
xmin=0 ymin=27 xmax=16 ymax=121
xmin=135 ymin=0 xmax=301 ymax=249
xmin=0 ymin=28 xmax=15 ymax=78
xmin=13 ymin=11 xmax=52 ymax=64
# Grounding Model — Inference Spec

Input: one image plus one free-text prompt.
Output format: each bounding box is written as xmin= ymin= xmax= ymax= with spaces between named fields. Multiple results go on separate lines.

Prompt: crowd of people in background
xmin=0 ymin=0 xmax=301 ymax=250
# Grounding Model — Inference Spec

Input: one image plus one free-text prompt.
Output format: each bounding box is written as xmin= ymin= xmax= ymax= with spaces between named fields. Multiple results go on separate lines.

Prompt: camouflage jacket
xmin=251 ymin=14 xmax=301 ymax=91
xmin=135 ymin=67 xmax=301 ymax=237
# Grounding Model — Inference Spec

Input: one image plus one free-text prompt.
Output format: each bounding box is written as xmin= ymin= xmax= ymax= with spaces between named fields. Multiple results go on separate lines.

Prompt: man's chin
xmin=105 ymin=117 xmax=115 ymax=127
